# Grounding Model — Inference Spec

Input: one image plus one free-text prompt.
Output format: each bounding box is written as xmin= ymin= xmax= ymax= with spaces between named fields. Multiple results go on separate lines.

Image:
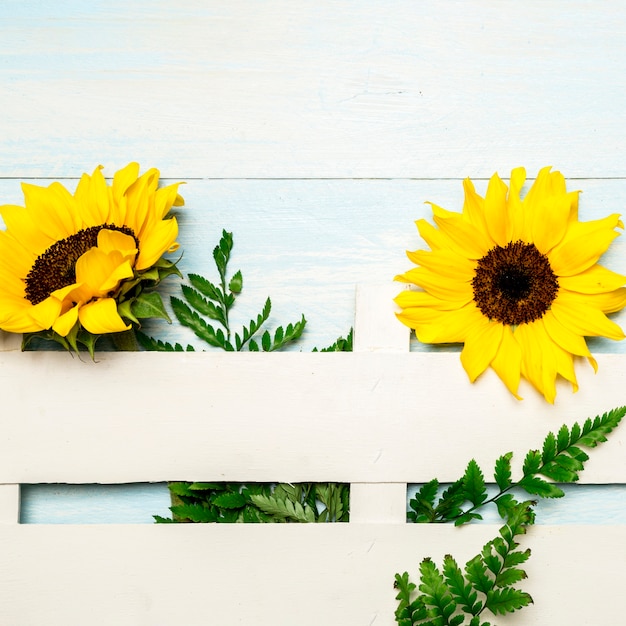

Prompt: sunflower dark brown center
xmin=472 ymin=240 xmax=558 ymax=325
xmin=24 ymin=224 xmax=137 ymax=305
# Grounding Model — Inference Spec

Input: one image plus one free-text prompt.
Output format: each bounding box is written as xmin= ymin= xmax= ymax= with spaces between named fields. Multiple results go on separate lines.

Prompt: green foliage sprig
xmin=408 ymin=406 xmax=625 ymax=526
xmin=137 ymin=229 xmax=306 ymax=352
xmin=155 ymin=481 xmax=349 ymax=524
xmin=397 ymin=406 xmax=624 ymax=624
xmin=395 ymin=501 xmax=535 ymax=626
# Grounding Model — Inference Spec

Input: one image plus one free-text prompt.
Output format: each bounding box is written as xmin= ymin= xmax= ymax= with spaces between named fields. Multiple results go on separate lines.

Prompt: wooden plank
xmin=1 ymin=351 xmax=624 ymax=484
xmin=0 ymin=485 xmax=19 ymax=524
xmin=1 ymin=2 xmax=626 ymax=178
xmin=0 ymin=523 xmax=622 ymax=625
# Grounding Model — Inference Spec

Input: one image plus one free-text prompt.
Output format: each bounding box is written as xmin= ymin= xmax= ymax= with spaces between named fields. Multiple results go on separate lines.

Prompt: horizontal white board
xmin=0 ymin=523 xmax=622 ymax=625
xmin=1 ymin=351 xmax=624 ymax=483
xmin=1 ymin=1 xmax=626 ymax=178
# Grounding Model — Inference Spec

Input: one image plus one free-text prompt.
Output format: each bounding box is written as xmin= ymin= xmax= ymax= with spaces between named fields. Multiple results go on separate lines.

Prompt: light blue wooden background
xmin=1 ymin=1 xmax=625 ymax=524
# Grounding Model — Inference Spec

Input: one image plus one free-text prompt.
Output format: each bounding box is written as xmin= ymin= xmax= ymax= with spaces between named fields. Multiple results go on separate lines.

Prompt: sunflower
xmin=395 ymin=167 xmax=626 ymax=402
xmin=0 ymin=163 xmax=183 ymax=349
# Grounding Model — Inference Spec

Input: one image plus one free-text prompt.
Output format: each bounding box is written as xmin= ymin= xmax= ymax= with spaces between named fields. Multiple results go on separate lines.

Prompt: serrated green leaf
xmin=131 ymin=291 xmax=171 ymax=322
xmin=465 ymin=555 xmax=494 ymax=595
xmin=418 ymin=558 xmax=457 ymax=621
xmin=261 ymin=329 xmax=271 ymax=351
xmin=485 ymin=587 xmax=533 ymax=615
xmin=188 ymin=273 xmax=222 ymax=301
xmin=170 ymin=503 xmax=216 ymax=523
xmin=556 ymin=424 xmax=570 ymax=452
xmin=494 ymin=567 xmax=527 ymax=588
xmin=443 ymin=555 xmax=481 ymax=615
xmin=229 ymin=270 xmax=243 ymax=293
xmin=181 ymin=284 xmax=225 ymax=323
xmin=462 ymin=459 xmax=487 ymax=507
xmin=522 ymin=450 xmax=542 ymax=475
xmin=494 ymin=494 xmax=519 ymax=520
xmin=539 ymin=461 xmax=577 ymax=483
xmin=541 ymin=431 xmax=557 ymax=464
xmin=493 ymin=452 xmax=513 ymax=491
xmin=212 ymin=491 xmax=247 ymax=509
xmin=171 ymin=296 xmax=231 ymax=349
xmin=518 ymin=476 xmax=564 ymax=498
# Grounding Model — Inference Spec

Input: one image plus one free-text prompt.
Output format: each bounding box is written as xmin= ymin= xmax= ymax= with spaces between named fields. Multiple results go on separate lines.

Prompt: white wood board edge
xmin=0 ymin=523 xmax=622 ymax=625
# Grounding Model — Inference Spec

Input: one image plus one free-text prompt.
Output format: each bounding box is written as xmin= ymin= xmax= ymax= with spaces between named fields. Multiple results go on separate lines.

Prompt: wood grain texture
xmin=1 ymin=350 xmax=624 ymax=484
xmin=0 ymin=523 xmax=623 ymax=625
xmin=1 ymin=1 xmax=626 ymax=178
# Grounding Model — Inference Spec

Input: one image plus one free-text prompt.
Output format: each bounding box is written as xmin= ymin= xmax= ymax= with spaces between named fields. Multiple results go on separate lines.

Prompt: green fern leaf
xmin=517 ymin=475 xmax=563 ymax=498
xmin=521 ymin=450 xmax=542 ymax=475
xmin=443 ymin=555 xmax=481 ymax=615
xmin=170 ymin=503 xmax=216 ymax=523
xmin=541 ymin=431 xmax=557 ymax=464
xmin=171 ymin=296 xmax=229 ymax=348
xmin=462 ymin=459 xmax=487 ymax=507
xmin=418 ymin=558 xmax=457 ymax=622
xmin=493 ymin=452 xmax=513 ymax=491
xmin=181 ymin=284 xmax=225 ymax=324
xmin=465 ymin=555 xmax=494 ymax=595
xmin=212 ymin=491 xmax=247 ymax=509
xmin=485 ymin=587 xmax=532 ymax=615
xmin=187 ymin=273 xmax=222 ymax=302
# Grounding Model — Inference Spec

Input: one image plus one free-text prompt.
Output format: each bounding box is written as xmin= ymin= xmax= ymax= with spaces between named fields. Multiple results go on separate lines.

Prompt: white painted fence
xmin=0 ymin=285 xmax=624 ymax=625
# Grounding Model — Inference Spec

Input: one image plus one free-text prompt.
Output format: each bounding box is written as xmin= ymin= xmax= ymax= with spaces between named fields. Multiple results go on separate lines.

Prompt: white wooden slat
xmin=0 ymin=523 xmax=622 ymax=625
xmin=1 ymin=351 xmax=624 ymax=484
xmin=354 ymin=283 xmax=410 ymax=354
xmin=0 ymin=485 xmax=20 ymax=524
xmin=350 ymin=283 xmax=409 ymax=523
xmin=1 ymin=2 xmax=626 ymax=178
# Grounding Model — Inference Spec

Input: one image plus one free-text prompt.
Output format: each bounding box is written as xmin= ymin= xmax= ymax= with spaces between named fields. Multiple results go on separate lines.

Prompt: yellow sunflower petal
xmin=461 ymin=177 xmax=486 ymax=231
xmin=531 ymin=191 xmax=571 ymax=254
xmin=0 ymin=232 xmax=34 ymax=282
xmin=397 ymin=303 xmax=482 ymax=344
xmin=78 ymin=298 xmax=130 ymax=334
xmin=515 ymin=321 xmax=558 ymax=404
xmin=97 ymin=229 xmax=138 ymax=261
xmin=406 ymin=249 xmax=476 ymax=282
xmin=0 ymin=204 xmax=53 ymax=256
xmin=483 ymin=172 xmax=509 ymax=246
xmin=559 ymin=264 xmax=626 ymax=294
xmin=490 ymin=325 xmax=523 ymax=399
xmin=155 ymin=182 xmax=185 ymax=219
xmin=542 ymin=310 xmax=597 ymax=371
xmin=548 ymin=213 xmax=623 ymax=276
xmin=506 ymin=166 xmax=526 ymax=242
xmin=52 ymin=304 xmax=80 ymax=337
xmin=27 ymin=296 xmax=63 ymax=330
xmin=460 ymin=319 xmax=504 ymax=382
xmin=552 ymin=290 xmax=625 ymax=340
xmin=399 ymin=267 xmax=473 ymax=302
xmin=135 ymin=217 xmax=178 ymax=270
xmin=431 ymin=204 xmax=493 ymax=258
xmin=75 ymin=247 xmax=133 ymax=296
xmin=125 ymin=167 xmax=160 ymax=238
xmin=21 ymin=182 xmax=78 ymax=242
xmin=394 ymin=288 xmax=470 ymax=311
xmin=74 ymin=166 xmax=112 ymax=226
xmin=0 ymin=299 xmax=46 ymax=333
xmin=575 ymin=288 xmax=626 ymax=315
